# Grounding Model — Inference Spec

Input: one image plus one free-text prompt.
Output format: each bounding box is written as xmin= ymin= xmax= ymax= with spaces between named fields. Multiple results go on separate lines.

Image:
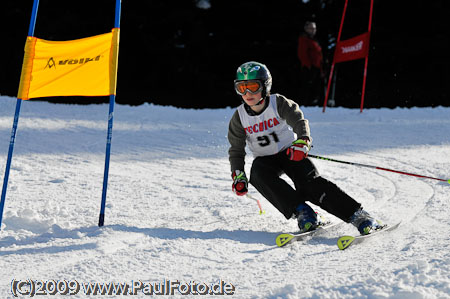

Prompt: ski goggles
xmin=234 ymin=80 xmax=263 ymax=96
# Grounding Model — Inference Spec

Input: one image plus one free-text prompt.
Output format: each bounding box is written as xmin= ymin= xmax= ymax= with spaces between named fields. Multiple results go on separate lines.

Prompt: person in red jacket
xmin=297 ymin=21 xmax=325 ymax=106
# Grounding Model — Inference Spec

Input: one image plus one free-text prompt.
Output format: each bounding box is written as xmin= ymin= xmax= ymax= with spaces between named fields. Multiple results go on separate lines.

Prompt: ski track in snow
xmin=0 ymin=96 xmax=449 ymax=298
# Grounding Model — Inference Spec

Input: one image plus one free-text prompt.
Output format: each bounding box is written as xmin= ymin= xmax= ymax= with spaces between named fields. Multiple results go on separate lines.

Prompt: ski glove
xmin=286 ymin=138 xmax=311 ymax=161
xmin=232 ymin=170 xmax=248 ymax=196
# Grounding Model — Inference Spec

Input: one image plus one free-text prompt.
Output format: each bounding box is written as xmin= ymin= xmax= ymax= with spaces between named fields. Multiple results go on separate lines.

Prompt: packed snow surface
xmin=0 ymin=95 xmax=449 ymax=298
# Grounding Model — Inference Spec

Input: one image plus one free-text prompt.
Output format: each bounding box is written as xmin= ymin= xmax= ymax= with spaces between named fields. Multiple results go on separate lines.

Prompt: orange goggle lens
xmin=235 ymin=81 xmax=263 ymax=95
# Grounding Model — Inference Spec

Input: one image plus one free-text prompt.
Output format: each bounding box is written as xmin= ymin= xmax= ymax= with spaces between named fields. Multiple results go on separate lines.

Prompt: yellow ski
xmin=337 ymin=222 xmax=401 ymax=250
xmin=337 ymin=236 xmax=356 ymax=250
xmin=275 ymin=222 xmax=338 ymax=247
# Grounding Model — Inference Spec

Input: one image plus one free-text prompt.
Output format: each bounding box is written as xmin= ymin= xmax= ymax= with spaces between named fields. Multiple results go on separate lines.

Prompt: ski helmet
xmin=235 ymin=61 xmax=272 ymax=98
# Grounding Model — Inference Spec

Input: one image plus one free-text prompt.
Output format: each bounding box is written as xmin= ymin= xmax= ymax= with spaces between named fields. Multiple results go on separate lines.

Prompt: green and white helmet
xmin=235 ymin=61 xmax=272 ymax=97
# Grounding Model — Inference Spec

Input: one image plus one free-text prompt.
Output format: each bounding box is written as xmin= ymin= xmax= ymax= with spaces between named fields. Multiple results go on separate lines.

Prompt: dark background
xmin=1 ymin=0 xmax=449 ymax=109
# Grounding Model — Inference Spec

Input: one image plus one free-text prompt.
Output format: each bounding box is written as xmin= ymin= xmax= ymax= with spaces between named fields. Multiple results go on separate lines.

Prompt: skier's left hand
xmin=286 ymin=138 xmax=311 ymax=161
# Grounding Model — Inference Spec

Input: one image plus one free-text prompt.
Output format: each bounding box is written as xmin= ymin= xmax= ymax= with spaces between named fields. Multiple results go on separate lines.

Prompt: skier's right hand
xmin=232 ymin=170 xmax=248 ymax=196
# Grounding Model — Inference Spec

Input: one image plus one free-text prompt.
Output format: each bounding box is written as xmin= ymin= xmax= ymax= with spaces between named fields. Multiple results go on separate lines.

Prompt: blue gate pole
xmin=98 ymin=0 xmax=121 ymax=227
xmin=0 ymin=0 xmax=40 ymax=230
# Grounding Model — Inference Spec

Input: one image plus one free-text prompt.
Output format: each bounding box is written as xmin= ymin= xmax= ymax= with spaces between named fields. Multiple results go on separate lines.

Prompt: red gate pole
xmin=360 ymin=0 xmax=374 ymax=113
xmin=323 ymin=0 xmax=348 ymax=113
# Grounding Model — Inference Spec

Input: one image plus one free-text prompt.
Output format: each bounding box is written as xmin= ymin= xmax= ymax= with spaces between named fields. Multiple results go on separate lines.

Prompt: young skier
xmin=227 ymin=61 xmax=382 ymax=235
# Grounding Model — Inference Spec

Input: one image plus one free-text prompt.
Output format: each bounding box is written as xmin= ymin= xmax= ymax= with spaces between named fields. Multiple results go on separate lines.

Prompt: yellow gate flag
xmin=18 ymin=28 xmax=120 ymax=100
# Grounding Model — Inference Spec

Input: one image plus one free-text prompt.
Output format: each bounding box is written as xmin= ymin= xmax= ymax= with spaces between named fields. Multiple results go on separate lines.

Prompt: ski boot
xmin=350 ymin=208 xmax=384 ymax=235
xmin=295 ymin=203 xmax=320 ymax=233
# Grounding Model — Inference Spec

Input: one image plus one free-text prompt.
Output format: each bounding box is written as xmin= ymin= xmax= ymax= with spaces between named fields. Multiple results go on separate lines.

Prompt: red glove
xmin=232 ymin=170 xmax=248 ymax=196
xmin=286 ymin=138 xmax=311 ymax=161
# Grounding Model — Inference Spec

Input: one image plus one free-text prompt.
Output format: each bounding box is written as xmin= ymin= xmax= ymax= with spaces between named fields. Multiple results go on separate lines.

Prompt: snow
xmin=0 ymin=95 xmax=449 ymax=298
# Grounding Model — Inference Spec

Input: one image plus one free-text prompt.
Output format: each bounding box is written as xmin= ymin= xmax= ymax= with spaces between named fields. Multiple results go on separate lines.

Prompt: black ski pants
xmin=249 ymin=151 xmax=361 ymax=221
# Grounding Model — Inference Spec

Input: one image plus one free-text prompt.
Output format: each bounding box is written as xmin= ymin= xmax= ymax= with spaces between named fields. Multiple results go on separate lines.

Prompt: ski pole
xmin=246 ymin=193 xmax=265 ymax=214
xmin=309 ymin=154 xmax=450 ymax=184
